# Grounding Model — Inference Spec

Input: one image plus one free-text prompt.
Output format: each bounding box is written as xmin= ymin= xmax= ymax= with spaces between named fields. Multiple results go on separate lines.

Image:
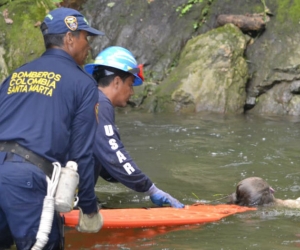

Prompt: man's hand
xmin=76 ymin=207 xmax=103 ymax=233
xmin=146 ymin=184 xmax=185 ymax=208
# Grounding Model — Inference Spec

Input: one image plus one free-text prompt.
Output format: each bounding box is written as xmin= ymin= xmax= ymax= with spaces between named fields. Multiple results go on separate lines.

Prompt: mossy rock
xmin=0 ymin=0 xmax=56 ymax=76
xmin=0 ymin=0 xmax=9 ymax=6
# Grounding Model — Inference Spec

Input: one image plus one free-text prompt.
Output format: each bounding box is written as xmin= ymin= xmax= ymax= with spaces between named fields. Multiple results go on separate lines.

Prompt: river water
xmin=65 ymin=112 xmax=300 ymax=250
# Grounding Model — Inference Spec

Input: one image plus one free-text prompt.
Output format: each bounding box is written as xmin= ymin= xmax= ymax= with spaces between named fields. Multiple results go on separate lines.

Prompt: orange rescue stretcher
xmin=62 ymin=204 xmax=256 ymax=229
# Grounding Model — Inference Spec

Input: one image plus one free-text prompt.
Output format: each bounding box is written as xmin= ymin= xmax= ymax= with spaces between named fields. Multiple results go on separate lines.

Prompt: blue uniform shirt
xmin=93 ymin=90 xmax=153 ymax=192
xmin=0 ymin=49 xmax=98 ymax=213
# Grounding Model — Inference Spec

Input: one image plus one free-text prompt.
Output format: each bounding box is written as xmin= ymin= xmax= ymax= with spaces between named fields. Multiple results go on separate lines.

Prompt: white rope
xmin=31 ymin=162 xmax=61 ymax=250
xmin=47 ymin=162 xmax=61 ymax=197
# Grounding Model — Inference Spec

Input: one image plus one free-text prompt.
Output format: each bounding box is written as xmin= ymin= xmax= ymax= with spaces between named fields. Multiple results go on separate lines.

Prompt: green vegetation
xmin=176 ymin=0 xmax=214 ymax=30
xmin=276 ymin=0 xmax=300 ymax=24
xmin=176 ymin=0 xmax=203 ymax=17
xmin=0 ymin=0 xmax=56 ymax=75
xmin=192 ymin=192 xmax=200 ymax=200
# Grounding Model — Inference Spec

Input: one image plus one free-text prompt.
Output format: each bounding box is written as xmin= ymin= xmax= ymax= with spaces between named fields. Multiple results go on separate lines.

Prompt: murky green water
xmin=65 ymin=112 xmax=300 ymax=249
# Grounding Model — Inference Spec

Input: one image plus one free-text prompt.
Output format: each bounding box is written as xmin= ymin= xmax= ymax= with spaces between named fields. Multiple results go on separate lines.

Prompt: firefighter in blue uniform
xmin=0 ymin=7 xmax=104 ymax=250
xmin=85 ymin=46 xmax=185 ymax=208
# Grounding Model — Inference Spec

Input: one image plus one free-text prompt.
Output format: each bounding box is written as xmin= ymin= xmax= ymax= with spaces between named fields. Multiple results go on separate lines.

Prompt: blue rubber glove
xmin=146 ymin=184 xmax=185 ymax=208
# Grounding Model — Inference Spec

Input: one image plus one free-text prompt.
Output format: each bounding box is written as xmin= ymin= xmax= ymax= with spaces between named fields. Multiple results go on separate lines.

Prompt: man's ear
xmin=112 ymin=76 xmax=122 ymax=89
xmin=64 ymin=31 xmax=74 ymax=45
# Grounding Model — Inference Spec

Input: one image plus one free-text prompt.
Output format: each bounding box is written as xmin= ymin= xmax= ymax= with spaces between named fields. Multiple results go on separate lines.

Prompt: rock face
xmin=2 ymin=0 xmax=300 ymax=116
xmin=81 ymin=0 xmax=300 ymax=116
xmin=142 ymin=24 xmax=250 ymax=114
xmin=173 ymin=24 xmax=249 ymax=114
xmin=84 ymin=0 xmax=201 ymax=82
xmin=84 ymin=0 xmax=252 ymax=114
xmin=210 ymin=1 xmax=300 ymax=116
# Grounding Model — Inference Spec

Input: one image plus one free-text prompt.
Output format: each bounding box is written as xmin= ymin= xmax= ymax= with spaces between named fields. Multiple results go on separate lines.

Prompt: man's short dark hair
xmin=40 ymin=22 xmax=81 ymax=49
xmin=93 ymin=66 xmax=132 ymax=87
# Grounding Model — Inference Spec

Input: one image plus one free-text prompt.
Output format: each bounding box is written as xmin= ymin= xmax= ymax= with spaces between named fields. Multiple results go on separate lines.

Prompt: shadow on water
xmin=66 ymin=112 xmax=300 ymax=249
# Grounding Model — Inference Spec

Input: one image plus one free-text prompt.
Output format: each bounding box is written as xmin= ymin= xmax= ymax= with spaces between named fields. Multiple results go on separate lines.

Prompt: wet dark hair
xmin=92 ymin=66 xmax=132 ymax=87
xmin=40 ymin=22 xmax=80 ymax=49
xmin=228 ymin=177 xmax=275 ymax=206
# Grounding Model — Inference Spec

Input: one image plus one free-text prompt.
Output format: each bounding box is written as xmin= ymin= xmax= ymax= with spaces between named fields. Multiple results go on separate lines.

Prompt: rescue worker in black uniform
xmin=0 ymin=7 xmax=104 ymax=250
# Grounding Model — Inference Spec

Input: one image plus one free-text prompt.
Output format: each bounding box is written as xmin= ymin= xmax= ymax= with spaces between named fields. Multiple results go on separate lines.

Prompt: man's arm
xmin=94 ymin=99 xmax=153 ymax=192
xmin=94 ymin=97 xmax=184 ymax=208
xmin=69 ymin=82 xmax=99 ymax=214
